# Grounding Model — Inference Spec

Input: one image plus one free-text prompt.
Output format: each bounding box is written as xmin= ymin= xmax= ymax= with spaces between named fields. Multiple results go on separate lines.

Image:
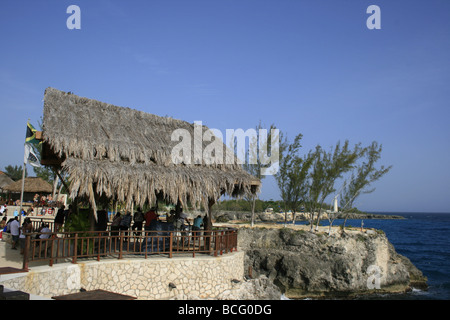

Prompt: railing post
xmin=97 ymin=232 xmax=101 ymax=261
xmin=118 ymin=231 xmax=124 ymax=259
xmin=220 ymin=231 xmax=224 ymax=255
xmin=225 ymin=230 xmax=229 ymax=254
xmin=72 ymin=233 xmax=78 ymax=264
xmin=22 ymin=234 xmax=31 ymax=271
xmin=144 ymin=231 xmax=148 ymax=259
xmin=169 ymin=232 xmax=173 ymax=258
xmin=192 ymin=231 xmax=196 ymax=258
xmin=49 ymin=234 xmax=55 ymax=266
xmin=214 ymin=231 xmax=219 ymax=257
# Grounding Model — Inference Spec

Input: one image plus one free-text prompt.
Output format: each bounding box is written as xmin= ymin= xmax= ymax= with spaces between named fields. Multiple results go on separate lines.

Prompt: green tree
xmin=4 ymin=165 xmax=27 ymax=181
xmin=242 ymin=122 xmax=279 ymax=226
xmin=289 ymin=151 xmax=315 ymax=224
xmin=274 ymin=131 xmax=304 ymax=226
xmin=33 ymin=166 xmax=54 ymax=184
xmin=305 ymin=140 xmax=361 ymax=232
xmin=339 ymin=141 xmax=392 ymax=230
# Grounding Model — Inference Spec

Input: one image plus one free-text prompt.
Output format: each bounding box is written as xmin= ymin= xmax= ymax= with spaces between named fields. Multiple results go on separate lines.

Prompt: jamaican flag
xmin=24 ymin=143 xmax=40 ymax=168
xmin=25 ymin=121 xmax=40 ymax=145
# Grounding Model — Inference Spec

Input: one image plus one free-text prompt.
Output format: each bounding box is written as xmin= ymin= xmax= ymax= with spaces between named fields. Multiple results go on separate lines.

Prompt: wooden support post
xmin=49 ymin=236 xmax=54 ymax=266
xmin=88 ymin=183 xmax=98 ymax=222
xmin=22 ymin=234 xmax=31 ymax=271
xmin=204 ymin=197 xmax=215 ymax=253
xmin=206 ymin=198 xmax=215 ymax=231
xmin=214 ymin=231 xmax=219 ymax=257
xmin=220 ymin=231 xmax=224 ymax=255
xmin=53 ymin=167 xmax=70 ymax=195
xmin=72 ymin=233 xmax=78 ymax=264
xmin=225 ymin=230 xmax=229 ymax=254
xmin=97 ymin=232 xmax=101 ymax=261
xmin=169 ymin=232 xmax=173 ymax=258
xmin=119 ymin=231 xmax=124 ymax=259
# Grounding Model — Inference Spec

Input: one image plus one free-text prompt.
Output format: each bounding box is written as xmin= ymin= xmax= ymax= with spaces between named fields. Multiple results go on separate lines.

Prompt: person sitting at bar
xmin=193 ymin=215 xmax=202 ymax=231
xmin=144 ymin=207 xmax=158 ymax=231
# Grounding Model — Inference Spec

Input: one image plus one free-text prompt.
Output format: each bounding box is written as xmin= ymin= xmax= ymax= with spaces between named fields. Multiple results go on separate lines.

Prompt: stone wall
xmin=0 ymin=252 xmax=244 ymax=299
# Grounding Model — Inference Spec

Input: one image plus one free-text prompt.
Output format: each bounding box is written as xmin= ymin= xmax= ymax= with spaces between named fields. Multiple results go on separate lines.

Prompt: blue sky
xmin=1 ymin=0 xmax=449 ymax=212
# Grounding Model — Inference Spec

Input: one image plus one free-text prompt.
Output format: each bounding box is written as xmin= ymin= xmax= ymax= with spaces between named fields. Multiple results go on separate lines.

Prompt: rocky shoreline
xmin=212 ymin=210 xmax=405 ymax=224
xmin=214 ymin=221 xmax=427 ymax=300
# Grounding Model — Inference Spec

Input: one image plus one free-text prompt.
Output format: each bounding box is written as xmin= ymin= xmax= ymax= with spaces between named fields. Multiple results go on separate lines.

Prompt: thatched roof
xmin=42 ymin=88 xmax=259 ymax=208
xmin=3 ymin=177 xmax=53 ymax=193
xmin=0 ymin=171 xmax=14 ymax=191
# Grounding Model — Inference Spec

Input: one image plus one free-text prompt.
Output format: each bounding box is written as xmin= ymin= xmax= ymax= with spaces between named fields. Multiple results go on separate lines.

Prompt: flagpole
xmin=19 ymin=144 xmax=26 ymax=224
xmin=19 ymin=118 xmax=31 ymax=223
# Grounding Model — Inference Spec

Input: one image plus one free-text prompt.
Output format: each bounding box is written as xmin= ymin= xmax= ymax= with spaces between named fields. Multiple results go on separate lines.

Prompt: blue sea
xmin=291 ymin=212 xmax=450 ymax=300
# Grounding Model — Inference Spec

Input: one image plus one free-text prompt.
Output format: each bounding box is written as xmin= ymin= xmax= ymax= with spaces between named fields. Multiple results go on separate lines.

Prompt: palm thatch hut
xmin=40 ymin=88 xmax=260 ymax=227
xmin=3 ymin=177 xmax=53 ymax=203
xmin=0 ymin=171 xmax=14 ymax=193
xmin=3 ymin=177 xmax=53 ymax=194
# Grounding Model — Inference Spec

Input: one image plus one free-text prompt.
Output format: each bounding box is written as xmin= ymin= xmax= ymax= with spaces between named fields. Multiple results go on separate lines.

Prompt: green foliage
xmin=33 ymin=166 xmax=55 ymax=184
xmin=339 ymin=141 xmax=392 ymax=228
xmin=213 ymin=199 xmax=365 ymax=214
xmin=4 ymin=164 xmax=27 ymax=181
xmin=303 ymin=140 xmax=362 ymax=231
xmin=270 ymin=135 xmax=391 ymax=233
xmin=274 ymin=132 xmax=313 ymax=220
xmin=64 ymin=209 xmax=94 ymax=255
xmin=240 ymin=121 xmax=280 ymax=226
xmin=242 ymin=121 xmax=279 ymax=181
xmin=357 ymin=234 xmax=367 ymax=242
xmin=340 ymin=141 xmax=392 ymax=210
xmin=64 ymin=209 xmax=91 ymax=232
xmin=215 ymin=199 xmax=270 ymax=212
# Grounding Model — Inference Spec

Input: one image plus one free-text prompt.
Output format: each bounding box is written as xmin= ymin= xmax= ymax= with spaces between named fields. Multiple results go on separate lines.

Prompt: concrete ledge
xmin=0 ymin=251 xmax=245 ymax=300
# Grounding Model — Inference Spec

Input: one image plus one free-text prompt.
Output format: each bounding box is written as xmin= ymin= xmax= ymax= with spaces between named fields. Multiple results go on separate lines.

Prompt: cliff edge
xmin=235 ymin=225 xmax=427 ymax=299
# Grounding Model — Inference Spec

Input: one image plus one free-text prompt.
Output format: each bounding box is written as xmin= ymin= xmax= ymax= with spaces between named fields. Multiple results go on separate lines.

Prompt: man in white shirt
xmin=34 ymin=224 xmax=52 ymax=256
xmin=9 ymin=217 xmax=20 ymax=250
xmin=39 ymin=225 xmax=52 ymax=239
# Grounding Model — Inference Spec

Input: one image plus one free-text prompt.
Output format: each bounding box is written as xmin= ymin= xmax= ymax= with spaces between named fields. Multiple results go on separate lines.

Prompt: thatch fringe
xmin=62 ymin=158 xmax=256 ymax=209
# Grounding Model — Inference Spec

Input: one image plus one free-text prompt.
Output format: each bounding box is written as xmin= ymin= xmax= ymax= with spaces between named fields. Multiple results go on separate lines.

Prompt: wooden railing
xmin=29 ymin=217 xmax=55 ymax=232
xmin=22 ymin=228 xmax=238 ymax=270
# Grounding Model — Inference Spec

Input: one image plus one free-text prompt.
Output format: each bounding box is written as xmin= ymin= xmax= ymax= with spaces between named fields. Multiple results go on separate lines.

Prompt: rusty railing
xmin=22 ymin=228 xmax=238 ymax=270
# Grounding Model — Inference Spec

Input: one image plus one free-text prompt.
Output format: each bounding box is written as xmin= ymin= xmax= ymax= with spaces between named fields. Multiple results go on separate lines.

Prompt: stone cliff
xmin=235 ymin=225 xmax=427 ymax=299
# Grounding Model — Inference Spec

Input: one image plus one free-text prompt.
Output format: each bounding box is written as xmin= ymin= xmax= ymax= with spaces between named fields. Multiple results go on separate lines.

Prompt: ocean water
xmin=292 ymin=212 xmax=450 ymax=300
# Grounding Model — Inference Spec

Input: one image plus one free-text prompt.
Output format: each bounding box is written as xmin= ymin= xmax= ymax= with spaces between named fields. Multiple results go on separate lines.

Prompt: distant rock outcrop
xmin=212 ymin=210 xmax=405 ymax=224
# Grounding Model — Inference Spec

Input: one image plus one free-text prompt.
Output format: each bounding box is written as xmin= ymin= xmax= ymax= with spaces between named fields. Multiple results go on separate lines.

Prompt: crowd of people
xmin=1 ymin=215 xmax=53 ymax=254
xmin=108 ymin=206 xmax=209 ymax=235
xmin=0 ymin=203 xmax=210 ymax=255
xmin=0 ymin=194 xmax=65 ymax=211
xmin=0 ymin=203 xmax=72 ymax=254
